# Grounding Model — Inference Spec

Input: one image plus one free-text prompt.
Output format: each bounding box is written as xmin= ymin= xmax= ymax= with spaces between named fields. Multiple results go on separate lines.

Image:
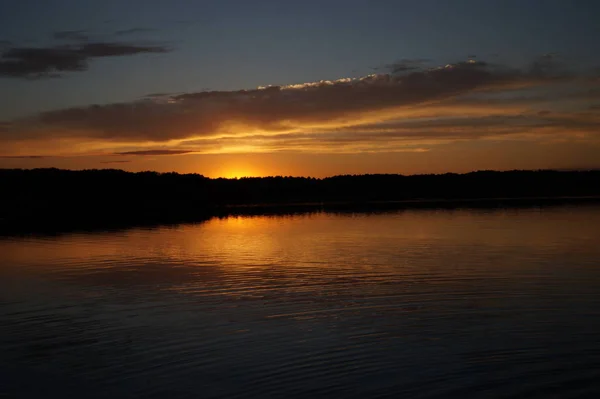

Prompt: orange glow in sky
xmin=1 ymin=59 xmax=599 ymax=176
xmin=216 ymin=164 xmax=265 ymax=179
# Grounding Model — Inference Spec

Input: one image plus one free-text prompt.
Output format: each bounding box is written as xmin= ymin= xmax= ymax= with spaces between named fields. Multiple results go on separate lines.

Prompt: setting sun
xmin=218 ymin=166 xmax=263 ymax=179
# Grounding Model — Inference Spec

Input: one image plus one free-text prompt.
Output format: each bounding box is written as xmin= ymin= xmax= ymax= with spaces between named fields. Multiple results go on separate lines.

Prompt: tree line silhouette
xmin=1 ymin=168 xmax=599 ymax=233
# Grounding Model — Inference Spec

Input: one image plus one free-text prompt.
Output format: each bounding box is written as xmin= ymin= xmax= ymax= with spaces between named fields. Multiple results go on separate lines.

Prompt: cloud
xmin=142 ymin=92 xmax=176 ymax=100
xmin=100 ymin=160 xmax=132 ymax=164
xmin=1 ymin=56 xmax=598 ymax=158
xmin=114 ymin=28 xmax=157 ymax=36
xmin=25 ymin=60 xmax=557 ymax=140
xmin=0 ymin=155 xmax=47 ymax=159
xmin=381 ymin=58 xmax=431 ymax=74
xmin=176 ymin=111 xmax=598 ymax=152
xmin=528 ymin=53 xmax=569 ymax=78
xmin=115 ymin=150 xmax=195 ymax=156
xmin=0 ymin=41 xmax=170 ymax=79
xmin=53 ymin=30 xmax=89 ymax=41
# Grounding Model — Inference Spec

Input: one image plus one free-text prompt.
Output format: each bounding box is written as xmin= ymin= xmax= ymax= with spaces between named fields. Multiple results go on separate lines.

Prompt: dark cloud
xmin=0 ymin=155 xmax=47 ymax=159
xmin=115 ymin=150 xmax=194 ymax=156
xmin=329 ymin=115 xmax=535 ymax=133
xmin=25 ymin=59 xmax=566 ymax=142
xmin=576 ymin=88 xmax=600 ymax=101
xmin=80 ymin=42 xmax=169 ymax=57
xmin=142 ymin=92 xmax=176 ymax=100
xmin=177 ymin=112 xmax=599 ymax=152
xmin=145 ymin=92 xmax=171 ymax=97
xmin=436 ymin=84 xmax=600 ymax=108
xmin=362 ymin=113 xmax=600 ymax=134
xmin=384 ymin=58 xmax=431 ymax=74
xmin=0 ymin=41 xmax=170 ymax=79
xmin=589 ymin=105 xmax=600 ymax=111
xmin=114 ymin=28 xmax=157 ymax=36
xmin=1 ymin=57 xmax=597 ymax=158
xmin=110 ymin=112 xmax=596 ymax=155
xmin=529 ymin=53 xmax=567 ymax=78
xmin=53 ymin=30 xmax=89 ymax=41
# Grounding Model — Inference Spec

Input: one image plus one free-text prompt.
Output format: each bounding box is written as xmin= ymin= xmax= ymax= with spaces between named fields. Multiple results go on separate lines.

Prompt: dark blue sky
xmin=2 ymin=0 xmax=599 ymax=118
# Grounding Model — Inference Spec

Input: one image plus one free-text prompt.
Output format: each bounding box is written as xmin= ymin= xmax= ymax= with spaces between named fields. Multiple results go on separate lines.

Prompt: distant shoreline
xmin=2 ymin=168 xmax=600 ymax=235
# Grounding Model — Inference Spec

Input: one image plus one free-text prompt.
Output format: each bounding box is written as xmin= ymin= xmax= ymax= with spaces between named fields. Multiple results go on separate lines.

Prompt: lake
xmin=1 ymin=205 xmax=600 ymax=398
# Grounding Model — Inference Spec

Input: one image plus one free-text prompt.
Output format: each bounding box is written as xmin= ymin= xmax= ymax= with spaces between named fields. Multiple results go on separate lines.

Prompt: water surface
xmin=1 ymin=206 xmax=600 ymax=398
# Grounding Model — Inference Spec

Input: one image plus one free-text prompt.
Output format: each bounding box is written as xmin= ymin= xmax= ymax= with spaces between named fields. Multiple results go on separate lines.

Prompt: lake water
xmin=1 ymin=205 xmax=600 ymax=398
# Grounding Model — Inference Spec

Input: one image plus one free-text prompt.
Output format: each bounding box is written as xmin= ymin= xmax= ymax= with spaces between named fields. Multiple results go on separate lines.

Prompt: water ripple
xmin=1 ymin=206 xmax=600 ymax=398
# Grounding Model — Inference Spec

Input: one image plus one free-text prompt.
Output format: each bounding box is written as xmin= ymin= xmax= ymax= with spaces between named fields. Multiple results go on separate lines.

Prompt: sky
xmin=1 ymin=0 xmax=599 ymax=178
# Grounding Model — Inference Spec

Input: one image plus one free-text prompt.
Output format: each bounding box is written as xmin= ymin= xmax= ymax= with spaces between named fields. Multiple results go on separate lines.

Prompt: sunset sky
xmin=1 ymin=0 xmax=599 ymax=177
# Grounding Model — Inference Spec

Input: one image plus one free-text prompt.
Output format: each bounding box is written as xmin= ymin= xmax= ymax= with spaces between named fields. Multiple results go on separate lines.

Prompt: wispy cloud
xmin=100 ymin=160 xmax=132 ymax=164
xmin=0 ymin=41 xmax=170 ymax=79
xmin=376 ymin=58 xmax=431 ymax=73
xmin=30 ymin=60 xmax=548 ymax=139
xmin=0 ymin=155 xmax=48 ymax=159
xmin=115 ymin=150 xmax=194 ymax=156
xmin=1 ymin=56 xmax=598 ymax=158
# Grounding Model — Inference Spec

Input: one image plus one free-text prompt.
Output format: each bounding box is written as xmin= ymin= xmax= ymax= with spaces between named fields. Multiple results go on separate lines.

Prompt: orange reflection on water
xmin=1 ymin=206 xmax=600 ymax=283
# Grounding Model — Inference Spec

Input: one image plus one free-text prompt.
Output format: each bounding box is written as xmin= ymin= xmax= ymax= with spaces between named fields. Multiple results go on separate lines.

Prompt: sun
xmin=219 ymin=167 xmax=262 ymax=179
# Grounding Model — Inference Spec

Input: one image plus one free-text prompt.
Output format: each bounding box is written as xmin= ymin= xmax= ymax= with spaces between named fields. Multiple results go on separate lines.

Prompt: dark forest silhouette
xmin=1 ymin=168 xmax=600 ymax=233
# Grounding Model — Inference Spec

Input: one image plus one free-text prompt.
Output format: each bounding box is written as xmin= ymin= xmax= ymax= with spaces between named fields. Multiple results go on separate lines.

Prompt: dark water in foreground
xmin=1 ymin=206 xmax=600 ymax=398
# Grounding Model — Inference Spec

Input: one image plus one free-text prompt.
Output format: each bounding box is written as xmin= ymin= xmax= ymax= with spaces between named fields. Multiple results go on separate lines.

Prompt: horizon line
xmin=2 ymin=166 xmax=600 ymax=180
